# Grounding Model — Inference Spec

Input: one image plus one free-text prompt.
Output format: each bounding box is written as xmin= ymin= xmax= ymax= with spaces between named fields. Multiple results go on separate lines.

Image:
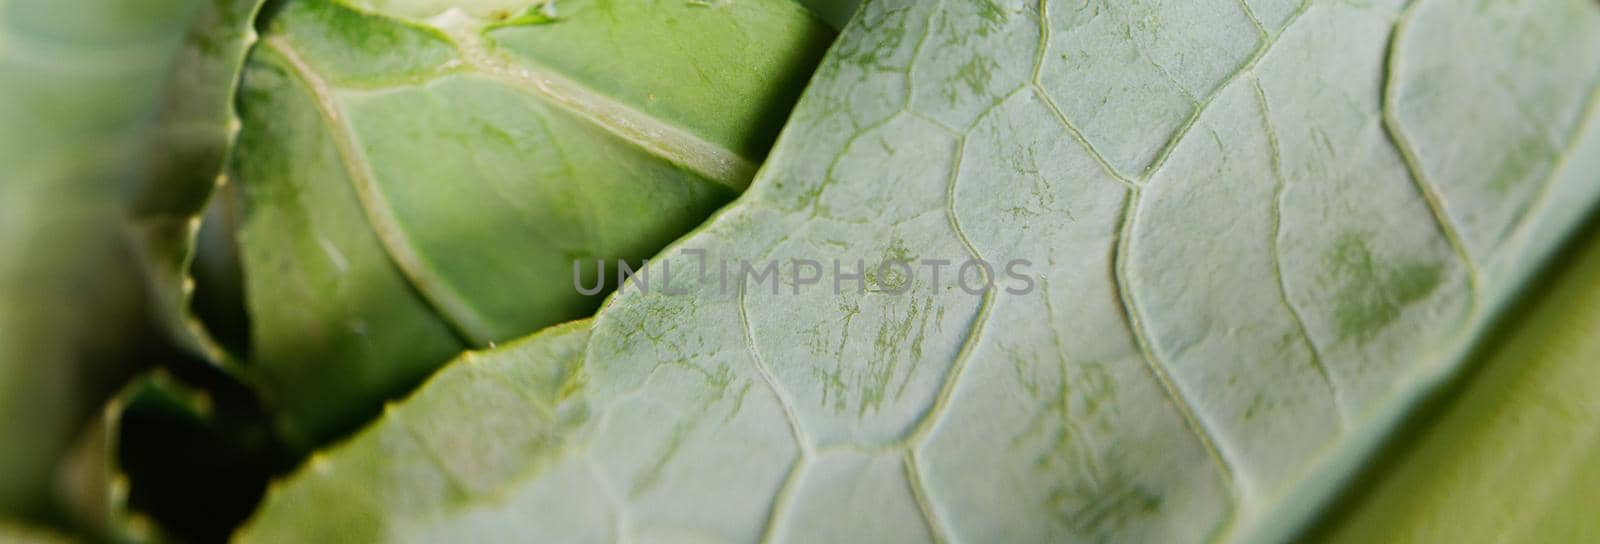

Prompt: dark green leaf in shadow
xmin=58 ymin=368 xmax=290 ymax=543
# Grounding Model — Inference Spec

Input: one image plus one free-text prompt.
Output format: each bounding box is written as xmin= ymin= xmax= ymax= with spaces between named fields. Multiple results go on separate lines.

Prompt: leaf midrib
xmin=262 ymin=36 xmax=496 ymax=346
xmin=430 ymin=10 xmax=759 ymax=192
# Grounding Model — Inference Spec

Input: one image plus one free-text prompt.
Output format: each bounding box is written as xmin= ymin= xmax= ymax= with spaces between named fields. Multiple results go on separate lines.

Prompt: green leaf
xmin=125 ymin=0 xmax=268 ymax=371
xmin=217 ymin=0 xmax=834 ymax=447
xmin=0 ymin=0 xmax=209 ymax=521
xmin=243 ymin=0 xmax=1600 ymax=541
xmin=238 ymin=320 xmax=590 ymax=542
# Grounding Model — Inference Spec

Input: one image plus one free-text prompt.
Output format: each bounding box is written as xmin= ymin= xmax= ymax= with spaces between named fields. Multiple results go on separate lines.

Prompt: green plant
xmin=2 ymin=0 xmax=1598 ymax=541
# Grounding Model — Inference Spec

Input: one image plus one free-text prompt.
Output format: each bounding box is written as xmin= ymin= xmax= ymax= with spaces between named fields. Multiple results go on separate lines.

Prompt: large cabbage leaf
xmin=239 ymin=0 xmax=1600 ymax=541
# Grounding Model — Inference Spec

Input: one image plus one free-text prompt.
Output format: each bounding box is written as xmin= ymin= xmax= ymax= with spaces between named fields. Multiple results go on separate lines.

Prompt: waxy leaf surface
xmin=245 ymin=0 xmax=1600 ymax=541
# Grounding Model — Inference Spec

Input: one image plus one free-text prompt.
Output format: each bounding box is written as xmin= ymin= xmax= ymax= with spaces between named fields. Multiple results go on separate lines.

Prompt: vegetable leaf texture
xmin=243 ymin=0 xmax=1600 ymax=541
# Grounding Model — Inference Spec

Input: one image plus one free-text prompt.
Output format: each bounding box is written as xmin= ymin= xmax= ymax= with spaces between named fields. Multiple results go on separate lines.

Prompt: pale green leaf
xmin=239 ymin=320 xmax=590 ymax=543
xmin=244 ymin=0 xmax=1600 ymax=541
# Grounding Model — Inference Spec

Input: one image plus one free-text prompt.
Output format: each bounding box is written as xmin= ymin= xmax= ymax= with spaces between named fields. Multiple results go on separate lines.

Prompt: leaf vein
xmin=1380 ymin=1 xmax=1483 ymax=296
xmin=1031 ymin=0 xmax=1135 ymax=189
xmin=1252 ymin=76 xmax=1348 ymax=424
xmin=1502 ymin=64 xmax=1600 ymax=253
xmin=432 ymin=14 xmax=758 ymax=191
xmin=738 ymin=237 xmax=815 ymax=543
xmin=1111 ymin=190 xmax=1242 ymax=505
xmin=907 ymin=136 xmax=994 ymax=447
xmin=1138 ymin=0 xmax=1312 ymax=182
xmin=904 ymin=451 xmax=952 ymax=543
xmin=263 ymin=37 xmax=494 ymax=345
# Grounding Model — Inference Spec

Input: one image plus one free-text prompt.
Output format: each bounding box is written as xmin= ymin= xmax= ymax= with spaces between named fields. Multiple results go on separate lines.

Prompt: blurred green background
xmin=0 ymin=0 xmax=209 ymax=529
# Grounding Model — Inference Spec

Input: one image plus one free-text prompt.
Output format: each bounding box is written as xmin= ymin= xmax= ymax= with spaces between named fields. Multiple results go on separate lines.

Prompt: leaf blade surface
xmin=244 ymin=0 xmax=1600 ymax=541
